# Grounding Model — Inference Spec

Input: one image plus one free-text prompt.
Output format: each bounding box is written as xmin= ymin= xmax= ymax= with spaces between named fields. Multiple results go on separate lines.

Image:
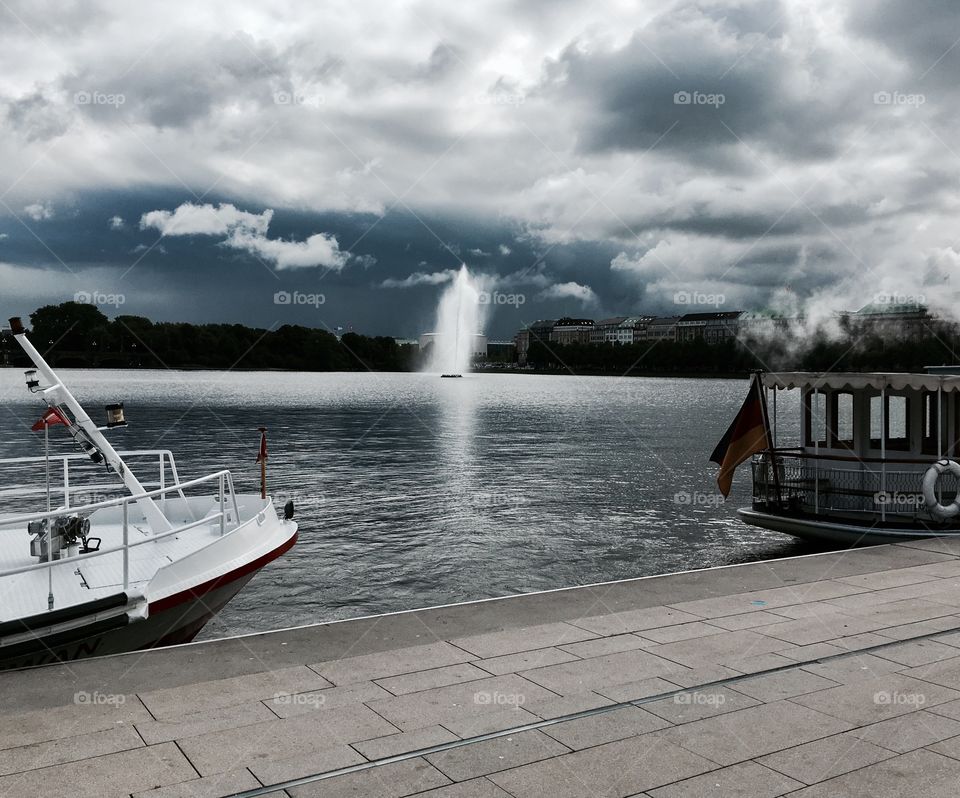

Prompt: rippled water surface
xmin=0 ymin=368 xmax=814 ymax=639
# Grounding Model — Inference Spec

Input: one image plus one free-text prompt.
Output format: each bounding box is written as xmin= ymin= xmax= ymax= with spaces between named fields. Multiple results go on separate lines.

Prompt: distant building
xmin=514 ymin=319 xmax=556 ymax=365
xmin=591 ymin=316 xmax=656 ymax=345
xmin=550 ymin=317 xmax=595 ymax=345
xmin=676 ymin=311 xmax=743 ymax=343
xmin=849 ymin=302 xmax=930 ymax=341
xmin=484 ymin=340 xmax=516 ymax=363
xmin=644 ymin=316 xmax=681 ymax=342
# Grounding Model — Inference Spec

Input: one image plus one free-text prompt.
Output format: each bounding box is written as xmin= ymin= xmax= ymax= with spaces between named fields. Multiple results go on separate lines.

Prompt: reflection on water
xmin=0 ymin=368 xmax=813 ymax=639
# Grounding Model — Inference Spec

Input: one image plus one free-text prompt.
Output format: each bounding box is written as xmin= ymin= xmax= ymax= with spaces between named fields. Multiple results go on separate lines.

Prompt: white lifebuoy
xmin=922 ymin=459 xmax=960 ymax=520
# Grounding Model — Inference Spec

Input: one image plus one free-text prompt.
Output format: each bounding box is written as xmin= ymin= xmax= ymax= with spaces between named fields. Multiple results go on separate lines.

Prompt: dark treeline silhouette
xmin=2 ymin=303 xmax=419 ymax=371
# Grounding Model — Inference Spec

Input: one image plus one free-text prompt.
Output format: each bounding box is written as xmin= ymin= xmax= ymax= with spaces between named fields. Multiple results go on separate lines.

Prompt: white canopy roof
xmin=762 ymin=372 xmax=960 ymax=393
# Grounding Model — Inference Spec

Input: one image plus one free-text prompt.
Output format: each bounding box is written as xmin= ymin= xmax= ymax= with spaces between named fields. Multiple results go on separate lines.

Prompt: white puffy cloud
xmin=108 ymin=215 xmax=124 ymax=229
xmin=140 ymin=201 xmax=348 ymax=270
xmin=23 ymin=202 xmax=53 ymax=221
xmin=536 ymin=281 xmax=599 ymax=305
xmin=380 ymin=269 xmax=457 ymax=288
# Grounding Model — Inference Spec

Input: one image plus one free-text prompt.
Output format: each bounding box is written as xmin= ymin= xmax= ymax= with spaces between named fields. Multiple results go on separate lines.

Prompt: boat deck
xmin=6 ymin=539 xmax=960 ymax=796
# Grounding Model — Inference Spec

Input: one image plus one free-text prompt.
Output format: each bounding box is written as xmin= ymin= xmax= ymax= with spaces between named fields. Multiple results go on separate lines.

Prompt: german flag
xmin=710 ymin=374 xmax=771 ymax=497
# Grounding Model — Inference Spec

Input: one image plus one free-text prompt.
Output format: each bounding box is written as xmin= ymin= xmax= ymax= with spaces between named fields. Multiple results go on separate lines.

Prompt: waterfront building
xmin=514 ymin=319 xmax=556 ymax=365
xmin=550 ymin=317 xmax=595 ymax=345
xmin=847 ymin=302 xmax=931 ymax=341
xmin=418 ymin=332 xmax=488 ymax=356
xmin=644 ymin=316 xmax=681 ymax=342
xmin=591 ymin=316 xmax=656 ymax=345
xmin=676 ymin=311 xmax=744 ymax=343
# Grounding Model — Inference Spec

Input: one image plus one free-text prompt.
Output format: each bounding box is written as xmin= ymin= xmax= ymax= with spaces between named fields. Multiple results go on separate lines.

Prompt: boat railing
xmin=0 ymin=467 xmax=244 ymax=607
xmin=0 ymin=450 xmax=186 ymax=509
xmin=751 ymin=451 xmax=956 ymax=522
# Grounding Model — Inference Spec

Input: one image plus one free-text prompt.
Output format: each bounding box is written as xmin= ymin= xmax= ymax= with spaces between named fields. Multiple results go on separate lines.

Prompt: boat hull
xmin=738 ymin=507 xmax=953 ymax=546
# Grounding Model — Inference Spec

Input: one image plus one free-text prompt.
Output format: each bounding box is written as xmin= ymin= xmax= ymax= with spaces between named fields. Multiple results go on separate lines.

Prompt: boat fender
xmin=922 ymin=459 xmax=960 ymax=520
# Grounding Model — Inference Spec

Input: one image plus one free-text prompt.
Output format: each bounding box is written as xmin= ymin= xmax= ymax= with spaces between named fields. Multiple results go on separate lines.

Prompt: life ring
xmin=922 ymin=459 xmax=960 ymax=520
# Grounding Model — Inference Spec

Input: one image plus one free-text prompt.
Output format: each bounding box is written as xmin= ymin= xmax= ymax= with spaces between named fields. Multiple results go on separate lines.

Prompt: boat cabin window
xmin=830 ymin=391 xmax=855 ymax=449
xmin=922 ymin=391 xmax=942 ymax=456
xmin=869 ymin=394 xmax=911 ymax=451
xmin=804 ymin=390 xmax=828 ymax=446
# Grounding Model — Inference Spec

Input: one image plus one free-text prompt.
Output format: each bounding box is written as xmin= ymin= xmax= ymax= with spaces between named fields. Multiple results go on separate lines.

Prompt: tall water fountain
xmin=424 ymin=265 xmax=488 ymax=376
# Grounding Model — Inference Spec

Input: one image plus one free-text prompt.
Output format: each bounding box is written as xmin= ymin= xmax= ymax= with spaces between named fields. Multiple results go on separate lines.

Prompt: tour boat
xmin=722 ymin=370 xmax=960 ymax=545
xmin=0 ymin=318 xmax=298 ymax=669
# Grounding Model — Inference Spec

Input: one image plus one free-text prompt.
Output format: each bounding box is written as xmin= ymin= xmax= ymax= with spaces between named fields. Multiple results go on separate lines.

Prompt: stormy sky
xmin=1 ymin=0 xmax=959 ymax=338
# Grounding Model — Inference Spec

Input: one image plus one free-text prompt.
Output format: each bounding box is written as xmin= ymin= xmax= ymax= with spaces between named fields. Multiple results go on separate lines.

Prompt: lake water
xmin=0 ymin=369 xmax=814 ymax=640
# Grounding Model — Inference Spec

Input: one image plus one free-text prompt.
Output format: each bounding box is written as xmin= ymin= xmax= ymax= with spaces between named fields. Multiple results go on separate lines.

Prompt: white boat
xmin=0 ymin=318 xmax=298 ymax=669
xmin=734 ymin=369 xmax=960 ymax=545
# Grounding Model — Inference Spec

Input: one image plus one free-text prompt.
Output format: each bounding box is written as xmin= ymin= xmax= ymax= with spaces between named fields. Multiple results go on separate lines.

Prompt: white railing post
xmin=63 ymin=459 xmax=70 ymax=509
xmin=122 ymin=501 xmax=129 ymax=591
xmin=219 ymin=473 xmax=225 ymax=536
xmin=880 ymin=386 xmax=886 ymax=523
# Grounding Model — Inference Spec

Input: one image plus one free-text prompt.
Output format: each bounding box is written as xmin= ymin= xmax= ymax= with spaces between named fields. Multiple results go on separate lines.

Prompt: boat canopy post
xmin=880 ymin=383 xmax=886 ymax=523
xmin=11 ymin=321 xmax=173 ymax=535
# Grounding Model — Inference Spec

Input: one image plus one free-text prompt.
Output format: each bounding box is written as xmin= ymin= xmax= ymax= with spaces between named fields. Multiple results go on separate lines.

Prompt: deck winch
xmin=29 ymin=515 xmax=100 ymax=562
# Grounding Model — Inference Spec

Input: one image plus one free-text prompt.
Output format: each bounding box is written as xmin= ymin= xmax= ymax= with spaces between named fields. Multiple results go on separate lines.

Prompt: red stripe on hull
xmin=148 ymin=529 xmax=298 ymax=614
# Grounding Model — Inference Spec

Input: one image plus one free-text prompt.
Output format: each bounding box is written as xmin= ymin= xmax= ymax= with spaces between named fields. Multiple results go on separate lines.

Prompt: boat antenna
xmin=9 ymin=317 xmax=173 ymax=534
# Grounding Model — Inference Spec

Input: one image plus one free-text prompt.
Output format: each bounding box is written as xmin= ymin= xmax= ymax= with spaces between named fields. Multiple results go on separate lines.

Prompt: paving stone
xmin=634 ymin=623 xmax=725 ymax=645
xmin=595 ymin=677 xmax=683 ymax=703
xmin=854 ymin=709 xmax=960 ymax=753
xmin=571 ymin=606 xmax=703 ymax=635
xmin=925 ymin=695 xmax=960 ymax=722
xmin=311 ymin=642 xmax=475 ymax=686
xmin=827 ymin=632 xmax=895 ymax=651
xmin=520 ymin=647 xmax=686 ymax=694
xmin=660 ymin=665 xmax=742 ymax=688
xmin=0 ymin=724 xmax=143 ymax=776
xmin=440 ymin=706 xmax=540 ymax=738
xmin=265 ymin=680 xmax=393 ymax=719
xmin=0 ymin=741 xmax=195 ymax=798
xmin=558 ymin=633 xmax=652 ymax=657
xmin=899 ymin=655 xmax=960 ymax=689
xmin=489 ymin=732 xmax=715 ymax=798
xmin=785 ymin=748 xmax=960 ymax=797
xmin=137 ymin=700 xmax=276 ymax=743
xmin=412 ymin=779 xmax=515 ymax=797
xmin=132 ymin=768 xmax=261 ymax=798
xmin=668 ymin=582 xmax=865 ymax=619
xmin=177 ymin=702 xmax=396 ymax=775
xmin=927 ymin=730 xmax=960 ymax=761
xmin=0 ymin=697 xmax=151 ymax=749
xmin=757 ymin=731 xmax=895 ymax=784
xmin=800 ymin=652 xmax=903 ymax=684
xmin=139 ymin=665 xmax=330 ymax=720
xmin=873 ymin=639 xmax=960 ymax=667
xmin=791 ymin=674 xmax=960 ymax=725
xmin=705 ymin=612 xmax=788 ymax=631
xmin=377 ymin=664 xmax=491 ymax=696
xmin=426 ymin=730 xmax=567 ymax=781
xmin=874 ymin=615 xmax=960 ymax=640
xmin=660 ymin=700 xmax=852 ymax=765
xmin=757 ymin=615 xmax=886 ymax=647
xmin=288 ymin=758 xmax=450 ymax=797
xmin=767 ymin=602 xmax=851 ymax=620
xmin=644 ymin=630 xmax=795 ymax=669
xmin=644 ymin=686 xmax=760 ymax=724
xmin=451 ymin=622 xmax=597 ymax=659
xmin=778 ymin=642 xmax=848 ymax=661
xmin=247 ymin=743 xmax=365 ymax=786
xmin=524 ymin=690 xmax=613 ymax=719
xmin=647 ymin=760 xmax=804 ymax=798
xmin=367 ymin=674 xmax=556 ymax=732
xmin=837 ymin=569 xmax=941 ymax=590
xmin=729 ymin=669 xmax=839 ymax=702
xmin=353 ymin=725 xmax=460 ymax=760
xmin=473 ymin=647 xmax=580 ymax=677
xmin=542 ymin=706 xmax=670 ymax=749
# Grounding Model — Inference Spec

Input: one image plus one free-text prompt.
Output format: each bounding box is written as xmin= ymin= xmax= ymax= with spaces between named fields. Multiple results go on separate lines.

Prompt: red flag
xmin=710 ymin=374 xmax=771 ymax=497
xmin=31 ymin=407 xmax=70 ymax=432
xmin=256 ymin=429 xmax=268 ymax=463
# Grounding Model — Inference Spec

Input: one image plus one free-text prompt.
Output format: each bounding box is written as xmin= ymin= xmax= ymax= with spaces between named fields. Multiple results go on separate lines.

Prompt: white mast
xmin=12 ymin=321 xmax=172 ymax=534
